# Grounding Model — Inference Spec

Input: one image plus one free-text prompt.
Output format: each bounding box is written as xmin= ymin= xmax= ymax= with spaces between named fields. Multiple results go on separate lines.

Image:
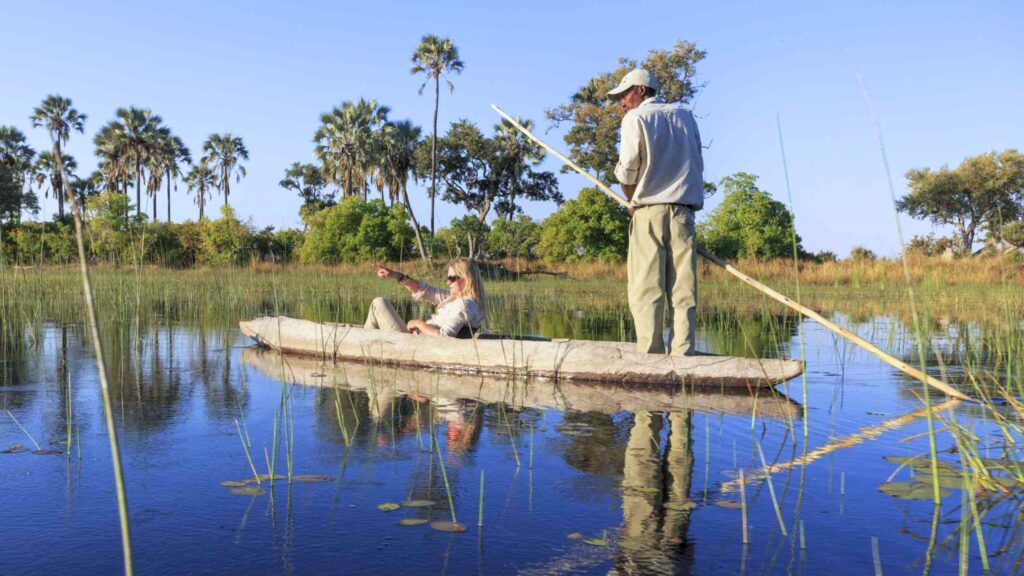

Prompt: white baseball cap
xmin=607 ymin=69 xmax=659 ymax=98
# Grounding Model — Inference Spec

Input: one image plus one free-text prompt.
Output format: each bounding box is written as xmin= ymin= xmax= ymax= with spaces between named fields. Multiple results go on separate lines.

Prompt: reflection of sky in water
xmin=0 ymin=319 xmax=1018 ymax=575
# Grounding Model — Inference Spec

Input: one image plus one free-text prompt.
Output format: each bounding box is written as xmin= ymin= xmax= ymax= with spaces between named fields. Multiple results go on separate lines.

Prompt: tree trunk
xmin=223 ymin=167 xmax=229 ymax=207
xmin=136 ymin=158 xmax=142 ymax=217
xmin=53 ymin=142 xmax=65 ymax=219
xmin=431 ymin=77 xmax=440 ymax=236
xmin=166 ymin=172 xmax=172 ymax=222
xmin=153 ymin=180 xmax=158 ymax=222
xmin=199 ymin=190 xmax=205 ymax=220
xmin=402 ymin=182 xmax=430 ymax=264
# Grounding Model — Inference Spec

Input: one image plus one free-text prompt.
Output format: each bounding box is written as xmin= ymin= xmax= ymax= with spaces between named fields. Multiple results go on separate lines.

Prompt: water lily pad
xmin=915 ymin=472 xmax=965 ymax=490
xmin=566 ymin=533 xmax=583 ymax=540
xmin=291 ymin=475 xmax=332 ymax=483
xmin=398 ymin=518 xmax=429 ymax=526
xmin=221 ymin=480 xmax=249 ymax=487
xmin=377 ymin=502 xmax=401 ymax=511
xmin=879 ymin=481 xmax=950 ymax=500
xmin=230 ymin=486 xmax=265 ymax=496
xmin=883 ymin=455 xmax=924 ymax=465
xmin=400 ymin=499 xmax=436 ymax=508
xmin=430 ymin=520 xmax=466 ymax=532
xmin=245 ymin=475 xmax=286 ymax=484
xmin=582 ymin=537 xmax=609 ymax=547
xmin=714 ymin=500 xmax=743 ymax=509
xmin=2 ymin=444 xmax=28 ymax=454
xmin=32 ymin=449 xmax=64 ymax=455
xmin=665 ymin=500 xmax=697 ymax=511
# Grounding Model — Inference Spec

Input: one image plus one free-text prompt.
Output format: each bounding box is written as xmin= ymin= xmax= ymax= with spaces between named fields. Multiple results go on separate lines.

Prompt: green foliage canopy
xmin=546 ymin=41 xmax=706 ymax=183
xmin=697 ymin=172 xmax=803 ymax=260
xmin=899 ymin=149 xmax=1024 ymax=254
xmin=299 ymin=197 xmax=413 ymax=263
xmin=537 ymin=187 xmax=629 ymax=262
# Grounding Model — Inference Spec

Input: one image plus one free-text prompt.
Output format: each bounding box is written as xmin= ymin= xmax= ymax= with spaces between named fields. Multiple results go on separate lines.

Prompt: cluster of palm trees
xmin=0 ymin=94 xmax=248 ymax=224
xmin=312 ymin=98 xmax=429 ymax=259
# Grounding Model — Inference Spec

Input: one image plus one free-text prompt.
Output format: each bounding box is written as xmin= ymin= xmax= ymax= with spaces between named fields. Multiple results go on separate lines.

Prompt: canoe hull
xmin=239 ymin=316 xmax=802 ymax=389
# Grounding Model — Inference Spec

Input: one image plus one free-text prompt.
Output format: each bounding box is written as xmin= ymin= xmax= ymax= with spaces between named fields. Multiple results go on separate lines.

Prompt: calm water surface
xmin=0 ymin=309 xmax=1018 ymax=575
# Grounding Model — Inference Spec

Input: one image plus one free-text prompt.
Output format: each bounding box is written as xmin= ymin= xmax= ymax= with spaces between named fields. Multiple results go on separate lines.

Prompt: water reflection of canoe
xmin=240 ymin=316 xmax=802 ymax=389
xmin=241 ymin=347 xmax=802 ymax=421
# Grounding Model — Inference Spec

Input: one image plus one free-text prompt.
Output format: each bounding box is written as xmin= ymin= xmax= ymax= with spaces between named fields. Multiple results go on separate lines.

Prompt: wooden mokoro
xmin=241 ymin=348 xmax=802 ymax=421
xmin=239 ymin=316 xmax=802 ymax=389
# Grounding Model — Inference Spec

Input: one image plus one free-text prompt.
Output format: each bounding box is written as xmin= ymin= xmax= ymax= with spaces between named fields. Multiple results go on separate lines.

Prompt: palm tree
xmin=30 ymin=95 xmax=87 ymax=219
xmin=314 ymin=99 xmax=390 ymax=199
xmin=0 ymin=126 xmax=37 ymax=222
xmin=94 ymin=107 xmax=165 ymax=218
xmin=494 ymin=117 xmax=545 ymax=219
xmin=185 ymin=161 xmax=217 ymax=220
xmin=94 ymin=123 xmax=129 ymax=195
xmin=411 ymin=34 xmax=464 ymax=235
xmin=32 ymin=151 xmax=78 ymax=215
xmin=148 ymin=133 xmax=191 ymax=221
xmin=201 ymin=133 xmax=248 ymax=207
xmin=380 ymin=120 xmax=429 ymax=260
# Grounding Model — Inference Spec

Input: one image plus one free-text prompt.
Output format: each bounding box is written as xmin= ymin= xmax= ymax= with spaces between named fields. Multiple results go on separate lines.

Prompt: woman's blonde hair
xmin=449 ymin=258 xmax=486 ymax=321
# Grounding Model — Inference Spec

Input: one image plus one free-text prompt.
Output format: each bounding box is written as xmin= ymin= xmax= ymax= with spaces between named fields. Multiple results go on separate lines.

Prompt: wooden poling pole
xmin=491 ymin=104 xmax=970 ymax=401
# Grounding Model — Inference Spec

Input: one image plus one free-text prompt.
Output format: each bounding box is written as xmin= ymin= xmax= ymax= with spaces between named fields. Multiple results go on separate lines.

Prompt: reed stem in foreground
xmin=60 ymin=159 xmax=134 ymax=575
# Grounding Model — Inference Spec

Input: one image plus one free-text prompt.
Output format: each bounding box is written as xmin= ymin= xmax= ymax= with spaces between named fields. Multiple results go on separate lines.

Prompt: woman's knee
xmin=371 ymin=297 xmax=387 ymax=308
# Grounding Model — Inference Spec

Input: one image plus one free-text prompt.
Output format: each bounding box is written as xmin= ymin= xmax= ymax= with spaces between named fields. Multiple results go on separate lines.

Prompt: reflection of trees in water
xmin=102 ymin=325 xmax=187 ymax=434
xmin=556 ymin=411 xmax=630 ymax=478
xmin=702 ymin=309 xmax=799 ymax=359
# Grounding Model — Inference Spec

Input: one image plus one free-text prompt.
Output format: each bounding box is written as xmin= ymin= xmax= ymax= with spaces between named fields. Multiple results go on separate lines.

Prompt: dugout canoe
xmin=241 ymin=347 xmax=802 ymax=421
xmin=239 ymin=316 xmax=802 ymax=389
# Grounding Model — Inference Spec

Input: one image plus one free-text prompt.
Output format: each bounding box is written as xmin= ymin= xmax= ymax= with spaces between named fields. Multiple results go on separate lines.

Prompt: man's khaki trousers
xmin=627 ymin=204 xmax=697 ymax=355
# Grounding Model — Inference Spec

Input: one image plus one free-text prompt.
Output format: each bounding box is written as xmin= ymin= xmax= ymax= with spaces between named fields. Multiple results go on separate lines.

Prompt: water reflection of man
xmin=617 ymin=410 xmax=695 ymax=574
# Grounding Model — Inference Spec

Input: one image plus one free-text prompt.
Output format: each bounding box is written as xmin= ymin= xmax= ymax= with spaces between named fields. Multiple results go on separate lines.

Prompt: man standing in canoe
xmin=608 ymin=69 xmax=705 ymax=356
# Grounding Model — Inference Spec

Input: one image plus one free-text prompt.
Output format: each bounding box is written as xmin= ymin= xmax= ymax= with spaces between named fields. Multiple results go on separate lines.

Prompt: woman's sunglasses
xmin=447 ymin=275 xmax=461 ymax=283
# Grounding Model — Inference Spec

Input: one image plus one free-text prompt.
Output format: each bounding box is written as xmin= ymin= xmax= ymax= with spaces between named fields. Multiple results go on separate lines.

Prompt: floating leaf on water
xmin=2 ymin=444 xmax=28 ymax=454
xmin=979 ymin=458 xmax=1024 ymax=472
xmin=246 ymin=474 xmax=286 ymax=483
xmin=879 ymin=481 xmax=950 ymax=500
xmin=665 ymin=500 xmax=697 ymax=511
xmin=400 ymin=499 xmax=436 ymax=508
xmin=430 ymin=520 xmax=466 ymax=533
xmin=291 ymin=475 xmax=332 ymax=483
xmin=883 ymin=455 xmax=924 ymax=465
xmin=915 ymin=472 xmax=966 ymax=490
xmin=377 ymin=503 xmax=401 ymax=512
xmin=230 ymin=486 xmax=265 ymax=496
xmin=714 ymin=500 xmax=743 ymax=509
xmin=910 ymin=460 xmax=959 ymax=474
xmin=32 ymin=449 xmax=63 ymax=455
xmin=221 ymin=481 xmax=249 ymax=487
xmin=398 ymin=518 xmax=429 ymax=526
xmin=582 ymin=537 xmax=609 ymax=547
xmin=566 ymin=533 xmax=583 ymax=540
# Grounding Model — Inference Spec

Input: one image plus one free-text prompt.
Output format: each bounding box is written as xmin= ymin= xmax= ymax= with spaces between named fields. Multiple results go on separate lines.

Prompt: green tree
xmin=411 ymin=34 xmax=464 ymax=235
xmin=30 ymin=95 xmax=87 ymax=219
xmin=314 ymin=99 xmax=390 ymax=199
xmin=32 ymin=151 xmax=78 ymax=219
xmin=185 ymin=161 xmax=217 ymax=220
xmin=202 ymin=133 xmax=248 ymax=207
xmin=899 ymin=149 xmax=1024 ymax=255
xmin=427 ymin=120 xmax=560 ymax=224
xmin=697 ymin=172 xmax=803 ymax=260
xmin=200 ymin=205 xmax=254 ymax=266
xmin=537 ymin=187 xmax=629 ymax=262
xmin=546 ymin=41 xmax=705 ymax=183
xmin=1001 ymin=221 xmax=1024 ymax=249
xmin=300 ymin=197 xmax=413 ymax=263
xmin=0 ymin=126 xmax=37 ymax=222
xmin=150 ymin=133 xmax=191 ymax=222
xmin=94 ymin=107 xmax=168 ymax=218
xmin=487 ymin=214 xmax=540 ymax=259
xmin=279 ymin=162 xmax=333 ymax=224
xmin=378 ymin=120 xmax=430 ymax=260
xmin=848 ymin=246 xmax=877 ymax=262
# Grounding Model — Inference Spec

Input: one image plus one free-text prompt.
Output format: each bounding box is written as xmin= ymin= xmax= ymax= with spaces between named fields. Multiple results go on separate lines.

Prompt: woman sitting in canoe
xmin=366 ymin=257 xmax=486 ymax=337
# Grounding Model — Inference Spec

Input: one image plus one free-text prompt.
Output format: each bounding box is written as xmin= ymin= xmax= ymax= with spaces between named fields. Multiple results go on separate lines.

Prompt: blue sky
xmin=2 ymin=0 xmax=1021 ymax=256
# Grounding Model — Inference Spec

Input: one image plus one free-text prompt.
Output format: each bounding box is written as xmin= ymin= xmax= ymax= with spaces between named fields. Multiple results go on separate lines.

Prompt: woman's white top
xmin=411 ymin=283 xmax=483 ymax=337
